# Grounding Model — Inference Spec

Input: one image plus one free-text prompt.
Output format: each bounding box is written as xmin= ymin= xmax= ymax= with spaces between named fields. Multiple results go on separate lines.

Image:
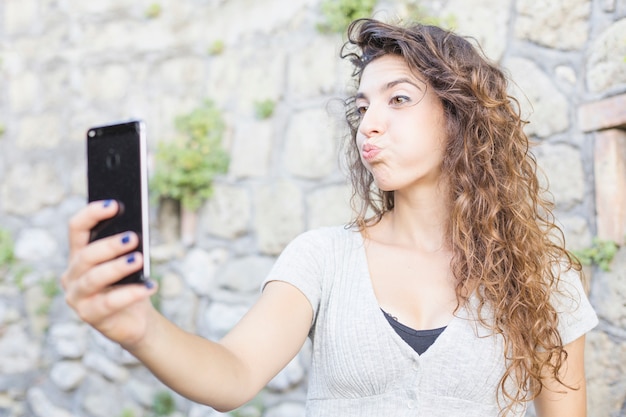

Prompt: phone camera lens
xmin=96 ymin=129 xmax=103 ymax=136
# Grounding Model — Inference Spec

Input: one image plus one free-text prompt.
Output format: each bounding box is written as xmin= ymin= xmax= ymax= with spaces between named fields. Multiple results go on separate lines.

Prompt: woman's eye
xmin=391 ymin=95 xmax=410 ymax=105
xmin=356 ymin=105 xmax=368 ymax=115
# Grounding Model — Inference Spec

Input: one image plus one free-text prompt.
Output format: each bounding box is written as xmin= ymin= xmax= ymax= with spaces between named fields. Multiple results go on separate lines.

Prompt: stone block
xmin=284 ymin=108 xmax=337 ymax=179
xmin=158 ymin=57 xmax=207 ymax=93
xmin=82 ymin=351 xmax=129 ymax=382
xmin=603 ymin=0 xmax=616 ymax=11
xmin=264 ymin=402 xmax=306 ymax=417
xmin=590 ymin=246 xmax=626 ymax=325
xmin=440 ymin=0 xmax=511 ymax=62
xmin=585 ymin=330 xmax=626 ymax=416
xmin=70 ymin=1 xmax=128 ymax=14
xmin=160 ymin=287 xmax=198 ymax=333
xmin=578 ymin=93 xmax=626 ymax=132
xmin=1 ymin=162 xmax=65 ymax=215
xmin=197 ymin=0 xmax=310 ymax=43
xmin=505 ymin=58 xmax=569 ymax=138
xmin=0 ymin=325 xmax=40 ymax=374
xmin=15 ymin=228 xmax=59 ymax=261
xmin=207 ymin=46 xmax=286 ymax=114
xmin=229 ymin=120 xmax=273 ymax=179
xmin=306 ymin=184 xmax=353 ymax=229
xmin=83 ymin=64 xmax=131 ymax=102
xmin=16 ymin=114 xmax=61 ymax=149
xmin=4 ymin=0 xmax=38 ymax=35
xmin=182 ymin=248 xmax=229 ymax=296
xmin=199 ymin=302 xmax=250 ymax=340
xmin=515 ymin=0 xmax=591 ymax=50
xmin=200 ymin=183 xmax=251 ymax=239
xmin=555 ymin=65 xmax=577 ymax=85
xmin=26 ymin=387 xmax=73 ymax=417
xmin=254 ymin=180 xmax=304 ymax=255
xmin=288 ymin=37 xmax=339 ymax=99
xmin=215 ymin=255 xmax=275 ymax=293
xmin=41 ymin=65 xmax=71 ymax=110
xmin=8 ymin=71 xmax=38 ymax=113
xmin=267 ymin=353 xmax=306 ymax=391
xmin=594 ymin=129 xmax=626 ymax=244
xmin=81 ymin=374 xmax=126 ymax=417
xmin=48 ymin=322 xmax=88 ymax=359
xmin=535 ymin=143 xmax=585 ymax=210
xmin=50 ymin=361 xmax=87 ymax=391
xmin=558 ymin=215 xmax=592 ymax=252
xmin=586 ymin=18 xmax=626 ymax=93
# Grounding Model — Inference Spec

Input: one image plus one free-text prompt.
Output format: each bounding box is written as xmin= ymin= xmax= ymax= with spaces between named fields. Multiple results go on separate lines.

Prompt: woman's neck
xmin=373 ymin=187 xmax=451 ymax=253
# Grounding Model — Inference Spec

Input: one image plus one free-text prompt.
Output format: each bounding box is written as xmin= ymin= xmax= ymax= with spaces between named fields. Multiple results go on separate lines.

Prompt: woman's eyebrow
xmin=385 ymin=78 xmax=424 ymax=91
xmin=355 ymin=77 xmax=424 ymax=100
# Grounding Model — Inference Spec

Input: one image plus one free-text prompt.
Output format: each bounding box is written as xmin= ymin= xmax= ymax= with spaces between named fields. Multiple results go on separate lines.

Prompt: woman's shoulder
xmin=550 ymin=263 xmax=598 ymax=344
xmin=288 ymin=224 xmax=358 ymax=248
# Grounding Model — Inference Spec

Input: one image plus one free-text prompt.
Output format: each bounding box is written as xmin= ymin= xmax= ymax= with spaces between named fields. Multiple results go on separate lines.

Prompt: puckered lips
xmin=362 ymin=143 xmax=381 ymax=162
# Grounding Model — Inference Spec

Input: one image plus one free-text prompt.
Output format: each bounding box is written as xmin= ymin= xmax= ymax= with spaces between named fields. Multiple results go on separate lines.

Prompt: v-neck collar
xmin=351 ymin=228 xmax=465 ymax=360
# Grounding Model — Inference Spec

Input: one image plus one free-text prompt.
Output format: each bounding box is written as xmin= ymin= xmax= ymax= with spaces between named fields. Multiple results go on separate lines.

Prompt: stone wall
xmin=0 ymin=0 xmax=625 ymax=416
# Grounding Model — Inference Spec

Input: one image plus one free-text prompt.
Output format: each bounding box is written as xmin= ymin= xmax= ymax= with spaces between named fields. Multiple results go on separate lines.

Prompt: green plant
xmin=145 ymin=3 xmax=162 ymax=19
xmin=118 ymin=409 xmax=136 ymax=417
xmin=0 ymin=228 xmax=30 ymax=289
xmin=228 ymin=393 xmax=265 ymax=417
xmin=151 ymin=391 xmax=176 ymax=416
xmin=40 ymin=276 xmax=61 ymax=298
xmin=317 ymin=0 xmax=377 ymax=34
xmin=572 ymin=238 xmax=620 ymax=272
xmin=254 ymin=99 xmax=276 ymax=119
xmin=403 ymin=0 xmax=456 ymax=28
xmin=208 ymin=40 xmax=225 ymax=56
xmin=36 ymin=276 xmax=61 ymax=316
xmin=0 ymin=228 xmax=15 ymax=266
xmin=0 ymin=123 xmax=6 ymax=136
xmin=151 ymin=100 xmax=230 ymax=211
xmin=150 ymin=272 xmax=163 ymax=312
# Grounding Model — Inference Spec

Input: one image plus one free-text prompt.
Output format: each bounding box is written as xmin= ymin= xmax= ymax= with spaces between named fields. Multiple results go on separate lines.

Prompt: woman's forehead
xmin=358 ymin=55 xmax=427 ymax=91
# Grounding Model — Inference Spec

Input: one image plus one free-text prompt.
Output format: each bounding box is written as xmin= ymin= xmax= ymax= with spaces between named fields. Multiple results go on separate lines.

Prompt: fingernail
xmin=121 ymin=233 xmax=131 ymax=245
xmin=103 ymin=199 xmax=113 ymax=208
xmin=126 ymin=254 xmax=136 ymax=264
xmin=145 ymin=280 xmax=154 ymax=289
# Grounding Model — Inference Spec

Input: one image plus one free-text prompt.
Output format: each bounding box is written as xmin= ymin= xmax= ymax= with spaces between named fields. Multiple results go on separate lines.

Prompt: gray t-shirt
xmin=264 ymin=226 xmax=598 ymax=417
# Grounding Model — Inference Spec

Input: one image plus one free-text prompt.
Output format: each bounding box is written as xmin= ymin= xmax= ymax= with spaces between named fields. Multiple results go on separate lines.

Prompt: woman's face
xmin=355 ymin=54 xmax=447 ymax=194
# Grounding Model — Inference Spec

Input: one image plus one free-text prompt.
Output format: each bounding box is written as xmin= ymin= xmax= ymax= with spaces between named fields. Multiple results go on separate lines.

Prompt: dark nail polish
xmin=126 ymin=254 xmax=136 ymax=264
xmin=103 ymin=199 xmax=113 ymax=208
xmin=145 ymin=280 xmax=154 ymax=289
xmin=121 ymin=233 xmax=131 ymax=245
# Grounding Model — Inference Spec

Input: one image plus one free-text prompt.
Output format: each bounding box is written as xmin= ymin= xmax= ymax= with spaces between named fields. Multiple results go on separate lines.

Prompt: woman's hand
xmin=61 ymin=200 xmax=158 ymax=348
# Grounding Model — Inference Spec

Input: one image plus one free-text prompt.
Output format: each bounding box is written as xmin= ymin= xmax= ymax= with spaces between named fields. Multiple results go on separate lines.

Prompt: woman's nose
xmin=358 ymin=104 xmax=385 ymax=138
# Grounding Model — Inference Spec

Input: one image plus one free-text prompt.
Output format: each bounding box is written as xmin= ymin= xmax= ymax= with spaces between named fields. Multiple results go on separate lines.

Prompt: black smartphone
xmin=86 ymin=120 xmax=150 ymax=285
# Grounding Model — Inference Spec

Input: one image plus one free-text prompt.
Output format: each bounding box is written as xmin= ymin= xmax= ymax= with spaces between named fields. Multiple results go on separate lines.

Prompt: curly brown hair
xmin=340 ymin=18 xmax=580 ymax=415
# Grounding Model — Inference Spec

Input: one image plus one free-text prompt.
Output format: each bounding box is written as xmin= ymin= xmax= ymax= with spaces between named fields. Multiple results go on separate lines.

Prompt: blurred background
xmin=0 ymin=0 xmax=625 ymax=416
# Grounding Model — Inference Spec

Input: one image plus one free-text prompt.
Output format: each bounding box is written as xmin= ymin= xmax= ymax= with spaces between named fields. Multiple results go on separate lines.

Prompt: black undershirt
xmin=382 ymin=309 xmax=446 ymax=355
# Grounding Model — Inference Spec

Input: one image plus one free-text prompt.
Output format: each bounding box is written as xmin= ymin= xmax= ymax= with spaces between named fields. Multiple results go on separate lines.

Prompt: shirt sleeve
xmin=261 ymin=228 xmax=328 ymax=325
xmin=552 ymin=266 xmax=598 ymax=345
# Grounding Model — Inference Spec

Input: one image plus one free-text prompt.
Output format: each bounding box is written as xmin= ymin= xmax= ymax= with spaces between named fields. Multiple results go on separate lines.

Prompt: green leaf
xmin=151 ymin=100 xmax=230 ymax=211
xmin=572 ymin=238 xmax=620 ymax=272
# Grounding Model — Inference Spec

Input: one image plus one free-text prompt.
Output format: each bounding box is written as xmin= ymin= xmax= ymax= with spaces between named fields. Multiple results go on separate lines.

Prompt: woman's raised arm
xmin=62 ymin=200 xmax=313 ymax=411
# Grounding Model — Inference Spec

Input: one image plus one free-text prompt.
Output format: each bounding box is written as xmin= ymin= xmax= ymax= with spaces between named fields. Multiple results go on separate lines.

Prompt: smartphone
xmin=86 ymin=120 xmax=150 ymax=285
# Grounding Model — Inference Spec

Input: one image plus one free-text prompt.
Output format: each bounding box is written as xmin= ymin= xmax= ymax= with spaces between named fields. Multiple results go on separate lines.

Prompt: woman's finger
xmin=65 ymin=250 xmax=144 ymax=303
xmin=74 ymin=279 xmax=158 ymax=328
xmin=68 ymin=200 xmax=120 ymax=255
xmin=61 ymin=231 xmax=139 ymax=290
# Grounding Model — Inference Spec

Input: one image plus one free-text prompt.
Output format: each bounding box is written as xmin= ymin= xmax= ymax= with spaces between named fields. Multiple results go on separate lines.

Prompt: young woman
xmin=62 ymin=19 xmax=597 ymax=417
